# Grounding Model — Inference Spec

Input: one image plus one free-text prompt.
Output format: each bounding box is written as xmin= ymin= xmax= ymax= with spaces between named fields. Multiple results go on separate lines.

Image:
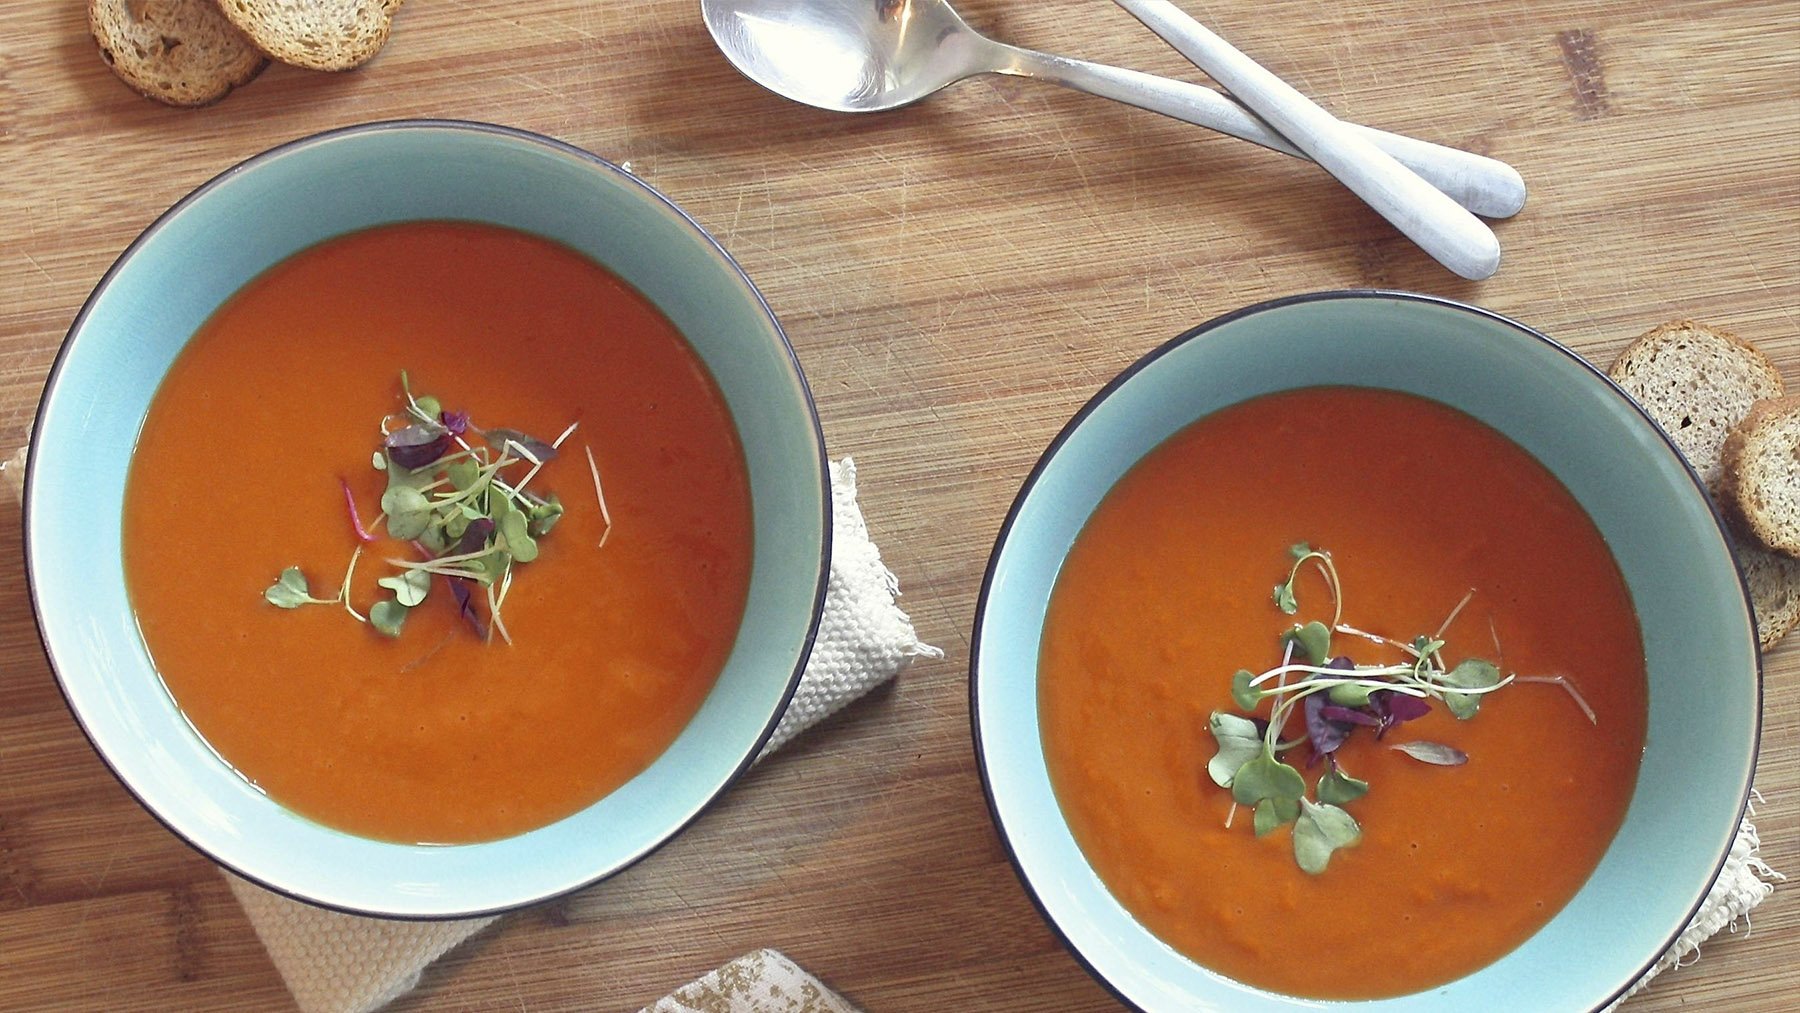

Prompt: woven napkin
xmin=2 ymin=446 xmax=1783 ymax=1009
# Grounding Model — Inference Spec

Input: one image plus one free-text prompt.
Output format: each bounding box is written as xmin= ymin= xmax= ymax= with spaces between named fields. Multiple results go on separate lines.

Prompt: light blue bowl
xmin=971 ymin=292 xmax=1760 ymax=1010
xmin=25 ymin=121 xmax=829 ymax=918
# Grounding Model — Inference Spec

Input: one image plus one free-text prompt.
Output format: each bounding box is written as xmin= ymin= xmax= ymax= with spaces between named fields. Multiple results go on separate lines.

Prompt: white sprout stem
xmin=1315 ymin=553 xmax=1344 ymax=629
xmin=486 ymin=580 xmax=513 ymax=646
xmin=1434 ymin=588 xmax=1478 ymax=640
xmin=432 ymin=453 xmax=517 ymax=513
xmin=585 ymin=444 xmax=613 ymax=547
xmin=384 ymin=558 xmax=489 ymax=582
xmin=505 ymin=420 xmax=581 ymax=503
xmin=1515 ymin=674 xmax=1598 ymax=724
xmin=1335 ymin=622 xmax=1405 ymax=651
xmin=1224 ymin=801 xmax=1238 ymax=830
xmin=494 ymin=558 xmax=516 ymax=613
xmin=337 ymin=545 xmax=368 ymax=623
xmin=502 ymin=438 xmax=543 ymax=468
xmin=503 ymin=459 xmax=549 ymax=502
xmin=1249 ymin=662 xmax=1419 ymax=688
xmin=388 ymin=543 xmax=493 ymax=567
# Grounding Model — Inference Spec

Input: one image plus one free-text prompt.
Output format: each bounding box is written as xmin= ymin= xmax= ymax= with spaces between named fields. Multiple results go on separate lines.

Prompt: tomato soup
xmin=1039 ymin=387 xmax=1646 ymax=999
xmin=124 ymin=221 xmax=753 ymax=845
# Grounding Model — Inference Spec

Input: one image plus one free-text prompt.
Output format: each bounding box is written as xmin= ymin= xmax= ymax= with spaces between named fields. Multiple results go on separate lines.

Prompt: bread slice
xmin=1741 ymin=547 xmax=1800 ymax=650
xmin=90 ymin=0 xmax=268 ymax=107
xmin=215 ymin=0 xmax=403 ymax=72
xmin=1609 ymin=320 xmax=1784 ymax=489
xmin=1609 ymin=320 xmax=1798 ymax=647
xmin=1720 ymin=395 xmax=1800 ymax=557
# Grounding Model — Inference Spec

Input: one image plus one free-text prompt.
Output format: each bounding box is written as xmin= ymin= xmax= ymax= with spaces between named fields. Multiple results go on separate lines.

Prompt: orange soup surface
xmin=1039 ymin=387 xmax=1646 ymax=999
xmin=125 ymin=221 xmax=753 ymax=844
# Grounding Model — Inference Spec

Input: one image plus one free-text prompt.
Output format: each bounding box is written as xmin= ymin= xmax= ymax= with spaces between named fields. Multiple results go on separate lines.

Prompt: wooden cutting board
xmin=0 ymin=0 xmax=1794 ymax=1009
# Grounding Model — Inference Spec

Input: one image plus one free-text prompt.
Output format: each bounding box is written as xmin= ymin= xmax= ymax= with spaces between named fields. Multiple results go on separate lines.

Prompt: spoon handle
xmin=1001 ymin=48 xmax=1524 ymax=221
xmin=1110 ymin=0 xmax=1501 ymax=280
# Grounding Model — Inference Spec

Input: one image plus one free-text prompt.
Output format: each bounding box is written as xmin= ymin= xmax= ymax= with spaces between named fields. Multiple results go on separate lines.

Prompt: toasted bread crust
xmin=1609 ymin=319 xmax=1785 ymax=489
xmin=90 ymin=0 xmax=268 ymax=107
xmin=1720 ymin=394 xmax=1800 ymax=559
xmin=215 ymin=0 xmax=403 ymax=72
xmin=1611 ymin=319 xmax=1797 ymax=646
xmin=1741 ymin=544 xmax=1800 ymax=648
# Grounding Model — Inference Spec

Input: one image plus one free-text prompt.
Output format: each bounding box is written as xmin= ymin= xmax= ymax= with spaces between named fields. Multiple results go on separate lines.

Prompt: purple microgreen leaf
xmin=1319 ymin=704 xmax=1381 ymax=728
xmin=486 ymin=427 xmax=557 ymax=463
xmin=451 ymin=517 xmax=496 ymax=558
xmin=1304 ymin=690 xmax=1352 ymax=757
xmin=339 ymin=477 xmax=377 ymax=543
xmin=1390 ymin=740 xmax=1469 ymax=766
xmin=1369 ymin=688 xmax=1430 ymax=739
xmin=445 ymin=575 xmax=488 ymax=640
xmin=439 ymin=409 xmax=469 ymax=436
xmin=384 ymin=423 xmax=452 ymax=469
xmin=1386 ymin=694 xmax=1432 ymax=722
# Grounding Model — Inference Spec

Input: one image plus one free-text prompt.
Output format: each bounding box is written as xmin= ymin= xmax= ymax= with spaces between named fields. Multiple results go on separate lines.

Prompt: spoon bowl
xmin=702 ymin=0 xmax=984 ymax=112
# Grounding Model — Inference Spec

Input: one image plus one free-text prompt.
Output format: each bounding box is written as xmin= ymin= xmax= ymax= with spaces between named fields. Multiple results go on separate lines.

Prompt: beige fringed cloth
xmin=1 ymin=446 xmax=1781 ymax=1011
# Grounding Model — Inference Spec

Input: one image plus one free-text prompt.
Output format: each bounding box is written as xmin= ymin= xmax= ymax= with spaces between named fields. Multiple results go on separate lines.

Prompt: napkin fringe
xmin=1607 ymin=796 xmax=1784 ymax=1008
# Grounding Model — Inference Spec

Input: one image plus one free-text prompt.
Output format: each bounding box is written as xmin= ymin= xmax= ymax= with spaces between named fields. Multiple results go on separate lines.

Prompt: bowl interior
xmin=973 ymin=293 xmax=1758 ymax=1009
xmin=27 ymin=121 xmax=828 ymax=917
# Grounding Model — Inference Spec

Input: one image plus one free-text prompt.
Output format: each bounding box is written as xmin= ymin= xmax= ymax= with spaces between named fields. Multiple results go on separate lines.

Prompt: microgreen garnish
xmin=264 ymin=567 xmax=333 ymax=609
xmin=262 ymin=372 xmax=601 ymax=645
xmin=1205 ymin=542 xmax=1595 ymax=875
xmin=1390 ymin=740 xmax=1469 ymax=766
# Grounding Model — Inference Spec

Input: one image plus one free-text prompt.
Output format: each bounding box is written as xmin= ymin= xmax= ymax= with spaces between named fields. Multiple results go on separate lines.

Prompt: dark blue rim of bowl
xmin=967 ymin=289 xmax=1763 ymax=1011
xmin=23 ymin=118 xmax=832 ymax=921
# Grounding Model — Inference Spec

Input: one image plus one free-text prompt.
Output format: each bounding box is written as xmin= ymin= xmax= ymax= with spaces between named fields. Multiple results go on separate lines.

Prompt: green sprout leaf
xmin=1391 ymin=740 xmax=1470 ymax=766
xmin=447 ymin=458 xmax=480 ymax=491
xmin=377 ymin=568 xmax=432 ymax=607
xmin=501 ymin=508 xmax=538 ymax=562
xmin=1294 ymin=798 xmax=1362 ymax=874
xmin=1206 ymin=712 xmax=1264 ymax=788
xmin=414 ymin=394 xmax=442 ymax=420
xmin=1272 ymin=582 xmax=1298 ymax=614
xmin=381 ymin=485 xmax=432 ymax=540
xmin=528 ymin=495 xmax=564 ymax=537
xmin=1327 ymin=681 xmax=1376 ymax=707
xmin=1317 ymin=765 xmax=1370 ymax=805
xmin=371 ymin=451 xmax=386 ymax=471
xmin=1443 ymin=658 xmax=1501 ymax=719
xmin=264 ymin=567 xmax=330 ymax=608
xmin=1230 ymin=669 xmax=1262 ymax=710
xmin=1231 ymin=752 xmax=1306 ymax=807
xmin=369 ymin=599 xmax=410 ymax=638
xmin=1254 ymin=796 xmax=1300 ymax=837
xmin=1281 ymin=620 xmax=1333 ymax=664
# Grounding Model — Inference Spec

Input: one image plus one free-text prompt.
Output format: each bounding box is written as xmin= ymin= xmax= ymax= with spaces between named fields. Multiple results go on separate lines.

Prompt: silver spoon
xmin=700 ymin=0 xmax=1525 ymax=220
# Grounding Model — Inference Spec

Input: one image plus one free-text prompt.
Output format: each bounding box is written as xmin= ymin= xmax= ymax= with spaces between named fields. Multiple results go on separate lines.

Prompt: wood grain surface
xmin=1 ymin=1 xmax=1796 ymax=1009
